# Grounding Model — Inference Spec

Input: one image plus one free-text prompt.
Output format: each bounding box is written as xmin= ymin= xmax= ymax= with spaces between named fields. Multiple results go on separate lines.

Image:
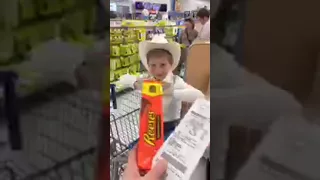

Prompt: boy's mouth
xmin=154 ymin=75 xmax=165 ymax=80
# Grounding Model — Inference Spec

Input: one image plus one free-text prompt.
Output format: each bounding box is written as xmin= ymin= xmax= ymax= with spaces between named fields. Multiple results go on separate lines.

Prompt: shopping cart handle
xmin=110 ymin=84 xmax=117 ymax=109
xmin=0 ymin=71 xmax=22 ymax=150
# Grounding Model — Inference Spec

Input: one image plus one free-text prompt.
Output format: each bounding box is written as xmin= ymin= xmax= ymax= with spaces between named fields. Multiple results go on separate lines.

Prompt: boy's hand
xmin=118 ymin=74 xmax=137 ymax=89
xmin=123 ymin=147 xmax=168 ymax=180
xmin=134 ymin=80 xmax=143 ymax=90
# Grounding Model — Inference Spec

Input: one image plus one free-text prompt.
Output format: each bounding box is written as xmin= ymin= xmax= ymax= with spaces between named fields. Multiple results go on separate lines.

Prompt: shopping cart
xmin=110 ymin=84 xmax=141 ymax=180
xmin=0 ymin=73 xmax=102 ymax=180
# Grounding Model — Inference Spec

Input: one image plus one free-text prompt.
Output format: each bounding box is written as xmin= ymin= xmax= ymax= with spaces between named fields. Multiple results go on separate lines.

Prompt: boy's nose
xmin=154 ymin=69 xmax=163 ymax=75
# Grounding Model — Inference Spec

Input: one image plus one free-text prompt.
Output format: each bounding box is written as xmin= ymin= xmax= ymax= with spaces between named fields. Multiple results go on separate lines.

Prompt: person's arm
xmin=188 ymin=30 xmax=198 ymax=45
xmin=191 ymin=30 xmax=198 ymax=42
xmin=118 ymin=74 xmax=137 ymax=89
xmin=173 ymin=76 xmax=205 ymax=102
xmin=181 ymin=30 xmax=189 ymax=46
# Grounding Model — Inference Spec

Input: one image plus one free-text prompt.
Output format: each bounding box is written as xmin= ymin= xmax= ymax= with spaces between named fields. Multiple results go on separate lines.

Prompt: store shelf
xmin=0 ymin=0 xmax=97 ymax=67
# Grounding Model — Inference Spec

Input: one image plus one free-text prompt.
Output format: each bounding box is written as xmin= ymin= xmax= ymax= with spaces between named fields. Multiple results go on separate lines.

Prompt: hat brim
xmin=139 ymin=41 xmax=181 ymax=71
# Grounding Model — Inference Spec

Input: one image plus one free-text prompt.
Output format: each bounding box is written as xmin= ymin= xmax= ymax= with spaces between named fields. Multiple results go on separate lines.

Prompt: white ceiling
xmin=182 ymin=0 xmax=210 ymax=11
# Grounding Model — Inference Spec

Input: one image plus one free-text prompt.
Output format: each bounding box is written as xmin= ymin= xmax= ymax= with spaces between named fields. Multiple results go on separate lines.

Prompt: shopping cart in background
xmin=0 ymin=71 xmax=102 ymax=180
xmin=110 ymin=84 xmax=141 ymax=180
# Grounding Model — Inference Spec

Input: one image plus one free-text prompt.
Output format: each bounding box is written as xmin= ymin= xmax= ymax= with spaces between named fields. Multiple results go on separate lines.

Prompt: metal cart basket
xmin=110 ymin=86 xmax=141 ymax=180
xmin=0 ymin=80 xmax=102 ymax=180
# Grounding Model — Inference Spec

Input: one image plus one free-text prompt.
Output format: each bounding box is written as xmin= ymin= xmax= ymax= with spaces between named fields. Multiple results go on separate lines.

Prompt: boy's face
xmin=148 ymin=57 xmax=173 ymax=80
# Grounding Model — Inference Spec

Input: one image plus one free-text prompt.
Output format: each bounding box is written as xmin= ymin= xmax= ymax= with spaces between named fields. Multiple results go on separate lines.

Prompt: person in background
xmin=196 ymin=8 xmax=210 ymax=41
xmin=141 ymin=9 xmax=150 ymax=20
xmin=175 ymin=18 xmax=198 ymax=75
xmin=156 ymin=11 xmax=162 ymax=20
xmin=181 ymin=18 xmax=198 ymax=47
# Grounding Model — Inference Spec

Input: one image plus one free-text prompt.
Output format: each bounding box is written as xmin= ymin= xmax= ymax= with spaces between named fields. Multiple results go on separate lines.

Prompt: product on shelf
xmin=164 ymin=27 xmax=178 ymax=37
xmin=130 ymin=54 xmax=139 ymax=64
xmin=110 ymin=28 xmax=123 ymax=35
xmin=110 ymin=27 xmax=143 ymax=84
xmin=110 ymin=35 xmax=123 ymax=45
xmin=120 ymin=44 xmax=133 ymax=56
xmin=121 ymin=20 xmax=147 ymax=27
xmin=110 ymin=73 xmax=114 ymax=82
xmin=110 ymin=58 xmax=121 ymax=71
xmin=19 ymin=0 xmax=37 ymax=21
xmin=109 ymin=43 xmax=141 ymax=83
xmin=136 ymin=28 xmax=147 ymax=41
xmin=111 ymin=45 xmax=120 ymax=56
xmin=156 ymin=20 xmax=181 ymax=37
xmin=130 ymin=43 xmax=139 ymax=53
xmin=156 ymin=20 xmax=167 ymax=27
xmin=60 ymin=10 xmax=87 ymax=42
xmin=129 ymin=63 xmax=140 ymax=74
xmin=37 ymin=0 xmax=62 ymax=16
xmin=2 ymin=0 xmax=97 ymax=66
xmin=120 ymin=57 xmax=130 ymax=67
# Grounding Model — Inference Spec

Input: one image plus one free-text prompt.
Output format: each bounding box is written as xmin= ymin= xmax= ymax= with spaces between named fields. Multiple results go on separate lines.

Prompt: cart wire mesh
xmin=0 ymin=83 xmax=102 ymax=180
xmin=110 ymin=88 xmax=141 ymax=180
xmin=110 ymin=89 xmax=141 ymax=158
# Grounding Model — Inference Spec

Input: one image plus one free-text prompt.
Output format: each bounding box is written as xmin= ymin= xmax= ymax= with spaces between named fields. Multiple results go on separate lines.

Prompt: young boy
xmin=118 ymin=34 xmax=204 ymax=139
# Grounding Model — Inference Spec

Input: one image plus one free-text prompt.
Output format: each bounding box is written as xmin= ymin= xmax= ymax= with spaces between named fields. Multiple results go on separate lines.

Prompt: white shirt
xmin=163 ymin=72 xmax=205 ymax=122
xmin=197 ymin=20 xmax=210 ymax=41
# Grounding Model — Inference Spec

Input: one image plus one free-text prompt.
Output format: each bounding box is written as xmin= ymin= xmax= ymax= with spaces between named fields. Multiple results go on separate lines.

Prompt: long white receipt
xmin=152 ymin=98 xmax=210 ymax=180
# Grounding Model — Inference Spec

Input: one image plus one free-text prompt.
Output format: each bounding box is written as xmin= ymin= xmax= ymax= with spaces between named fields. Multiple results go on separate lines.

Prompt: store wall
xmin=182 ymin=0 xmax=210 ymax=11
xmin=109 ymin=0 xmax=133 ymax=13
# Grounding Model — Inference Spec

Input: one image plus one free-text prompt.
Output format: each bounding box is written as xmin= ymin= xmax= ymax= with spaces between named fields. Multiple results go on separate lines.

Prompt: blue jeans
xmin=128 ymin=121 xmax=177 ymax=149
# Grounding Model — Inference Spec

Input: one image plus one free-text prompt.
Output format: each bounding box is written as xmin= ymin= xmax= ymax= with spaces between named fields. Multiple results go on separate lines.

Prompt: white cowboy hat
xmin=139 ymin=34 xmax=181 ymax=71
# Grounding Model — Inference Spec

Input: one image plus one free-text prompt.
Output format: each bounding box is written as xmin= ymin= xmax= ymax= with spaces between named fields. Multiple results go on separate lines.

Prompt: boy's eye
xmin=160 ymin=63 xmax=165 ymax=67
